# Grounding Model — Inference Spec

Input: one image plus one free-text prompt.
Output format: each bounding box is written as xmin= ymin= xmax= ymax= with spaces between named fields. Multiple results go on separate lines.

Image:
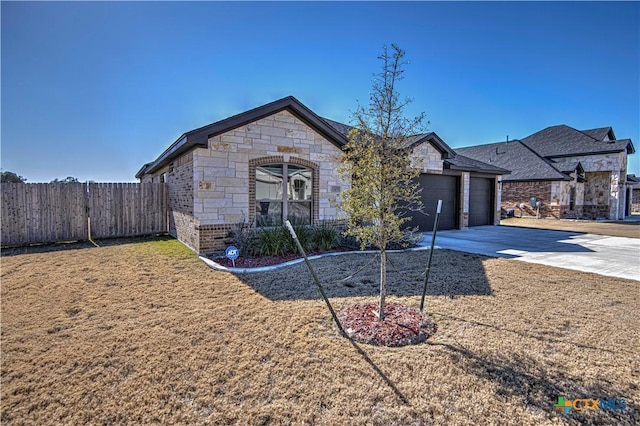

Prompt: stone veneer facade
xmin=145 ymin=110 xmax=348 ymax=253
xmin=141 ymin=108 xmax=505 ymax=254
xmin=632 ymin=188 xmax=640 ymax=213
xmin=567 ymin=151 xmax=627 ymax=220
xmin=411 ymin=143 xmax=445 ymax=174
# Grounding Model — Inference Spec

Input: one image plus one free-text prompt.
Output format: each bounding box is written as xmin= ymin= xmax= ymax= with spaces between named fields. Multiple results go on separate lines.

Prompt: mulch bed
xmin=212 ymin=247 xmax=359 ymax=268
xmin=338 ymin=302 xmax=437 ymax=347
xmin=213 ymin=252 xmax=305 ymax=268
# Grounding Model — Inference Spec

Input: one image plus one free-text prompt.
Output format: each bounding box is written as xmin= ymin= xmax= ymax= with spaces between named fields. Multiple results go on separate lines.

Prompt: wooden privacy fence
xmin=1 ymin=182 xmax=168 ymax=246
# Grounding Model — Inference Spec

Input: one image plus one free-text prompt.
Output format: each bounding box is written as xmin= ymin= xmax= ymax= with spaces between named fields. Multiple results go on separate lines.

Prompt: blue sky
xmin=2 ymin=1 xmax=639 ymax=182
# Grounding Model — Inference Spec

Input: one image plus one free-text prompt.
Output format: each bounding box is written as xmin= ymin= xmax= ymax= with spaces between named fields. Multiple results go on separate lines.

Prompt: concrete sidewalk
xmin=422 ymin=225 xmax=640 ymax=281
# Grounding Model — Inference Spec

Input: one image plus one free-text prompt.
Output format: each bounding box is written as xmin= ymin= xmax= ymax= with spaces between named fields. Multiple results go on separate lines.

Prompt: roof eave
xmin=546 ymin=148 xmax=628 ymax=159
xmin=444 ymin=162 xmax=511 ymax=175
xmin=141 ymin=134 xmax=205 ymax=177
xmin=503 ymin=176 xmax=572 ymax=182
xmin=137 ymin=96 xmax=349 ymax=178
xmin=201 ymin=96 xmax=348 ymax=149
xmin=135 ymin=163 xmax=151 ymax=179
xmin=626 ymin=140 xmax=636 ymax=155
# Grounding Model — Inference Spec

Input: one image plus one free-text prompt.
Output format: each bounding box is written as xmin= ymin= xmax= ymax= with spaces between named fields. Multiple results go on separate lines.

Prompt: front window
xmin=569 ymin=186 xmax=576 ymax=210
xmin=256 ymin=163 xmax=312 ymax=226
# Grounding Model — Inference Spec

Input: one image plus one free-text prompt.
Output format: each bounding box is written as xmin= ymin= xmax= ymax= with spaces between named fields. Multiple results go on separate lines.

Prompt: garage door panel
xmin=469 ymin=177 xmax=493 ymax=226
xmin=407 ymin=174 xmax=458 ymax=231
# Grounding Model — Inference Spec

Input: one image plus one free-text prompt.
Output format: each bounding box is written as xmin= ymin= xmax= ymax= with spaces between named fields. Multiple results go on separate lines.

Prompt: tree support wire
xmin=285 ymin=220 xmax=346 ymax=336
xmin=329 ymin=253 xmax=380 ymax=286
xmin=420 ymin=200 xmax=442 ymax=313
xmin=286 ymin=222 xmax=409 ymax=405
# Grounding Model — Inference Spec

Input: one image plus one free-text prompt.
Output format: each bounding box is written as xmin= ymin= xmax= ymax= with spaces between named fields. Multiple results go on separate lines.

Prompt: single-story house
xmin=136 ymin=96 xmax=507 ymax=254
xmin=456 ymin=125 xmax=635 ymax=220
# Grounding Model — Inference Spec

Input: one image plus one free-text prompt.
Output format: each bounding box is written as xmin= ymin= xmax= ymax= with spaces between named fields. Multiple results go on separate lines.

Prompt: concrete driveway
xmin=422 ymin=225 xmax=640 ymax=281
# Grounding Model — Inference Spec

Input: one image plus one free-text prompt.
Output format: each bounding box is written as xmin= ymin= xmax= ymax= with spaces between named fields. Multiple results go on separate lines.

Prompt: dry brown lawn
xmin=1 ymin=237 xmax=638 ymax=425
xmin=501 ymin=217 xmax=640 ymax=239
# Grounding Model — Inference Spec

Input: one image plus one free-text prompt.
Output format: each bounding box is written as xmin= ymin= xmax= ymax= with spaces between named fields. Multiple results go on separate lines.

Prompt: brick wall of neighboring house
xmin=501 ymin=181 xmax=556 ymax=218
xmin=502 ymin=179 xmax=590 ymax=219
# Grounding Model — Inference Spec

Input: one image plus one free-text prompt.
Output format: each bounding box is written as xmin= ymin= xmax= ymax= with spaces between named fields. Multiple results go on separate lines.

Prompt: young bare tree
xmin=340 ymin=44 xmax=427 ymax=321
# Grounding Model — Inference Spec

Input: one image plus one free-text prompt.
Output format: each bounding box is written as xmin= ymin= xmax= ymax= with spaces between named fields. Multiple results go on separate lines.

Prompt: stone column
xmin=460 ymin=172 xmax=470 ymax=228
xmin=495 ymin=176 xmax=502 ymax=225
xmin=610 ymin=171 xmax=621 ymax=220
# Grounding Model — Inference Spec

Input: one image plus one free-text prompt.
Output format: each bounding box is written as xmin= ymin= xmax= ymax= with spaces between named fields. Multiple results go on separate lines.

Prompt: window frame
xmin=250 ymin=157 xmax=318 ymax=227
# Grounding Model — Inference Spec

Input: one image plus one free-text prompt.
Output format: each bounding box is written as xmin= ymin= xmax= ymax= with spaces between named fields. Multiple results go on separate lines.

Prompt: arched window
xmin=255 ymin=163 xmax=313 ymax=226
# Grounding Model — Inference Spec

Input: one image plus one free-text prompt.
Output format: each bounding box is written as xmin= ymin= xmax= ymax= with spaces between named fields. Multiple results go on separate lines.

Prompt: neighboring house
xmin=457 ymin=125 xmax=635 ymax=220
xmin=137 ymin=96 xmax=507 ymax=254
xmin=628 ymin=174 xmax=640 ymax=214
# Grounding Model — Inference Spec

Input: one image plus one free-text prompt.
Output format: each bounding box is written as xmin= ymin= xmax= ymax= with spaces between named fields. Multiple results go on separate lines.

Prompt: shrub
xmin=291 ymin=222 xmax=314 ymax=252
xmin=228 ymin=220 xmax=258 ymax=257
xmin=311 ymin=223 xmax=339 ymax=251
xmin=255 ymin=226 xmax=289 ymax=256
xmin=250 ymin=223 xmax=346 ymax=257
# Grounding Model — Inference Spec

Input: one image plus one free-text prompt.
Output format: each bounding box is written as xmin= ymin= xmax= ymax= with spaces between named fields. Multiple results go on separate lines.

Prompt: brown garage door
xmin=407 ymin=174 xmax=459 ymax=231
xmin=469 ymin=177 xmax=493 ymax=226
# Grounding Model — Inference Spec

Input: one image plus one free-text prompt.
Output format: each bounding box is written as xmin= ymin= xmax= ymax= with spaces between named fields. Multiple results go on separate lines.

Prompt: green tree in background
xmin=1 ymin=171 xmax=27 ymax=183
xmin=50 ymin=177 xmax=79 ymax=183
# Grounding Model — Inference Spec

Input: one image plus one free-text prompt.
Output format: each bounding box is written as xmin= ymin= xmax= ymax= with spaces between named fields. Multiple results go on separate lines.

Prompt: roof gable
xmin=550 ymin=159 xmax=584 ymax=175
xmin=137 ymin=96 xmax=348 ymax=178
xmin=403 ymin=132 xmax=456 ymax=159
xmin=197 ymin=96 xmax=349 ymax=147
xmin=521 ymin=125 xmax=634 ymax=157
xmin=582 ymin=127 xmax=615 ymax=141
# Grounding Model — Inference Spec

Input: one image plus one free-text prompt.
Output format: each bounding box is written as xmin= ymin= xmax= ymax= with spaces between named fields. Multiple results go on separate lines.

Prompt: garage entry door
xmin=469 ymin=177 xmax=494 ymax=226
xmin=407 ymin=174 xmax=459 ymax=231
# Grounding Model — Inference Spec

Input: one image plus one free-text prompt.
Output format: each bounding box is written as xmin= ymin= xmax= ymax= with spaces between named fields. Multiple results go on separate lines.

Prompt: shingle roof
xmin=549 ymin=159 xmax=583 ymax=174
xmin=582 ymin=127 xmax=614 ymax=141
xmin=320 ymin=118 xmax=459 ymax=160
xmin=456 ymin=140 xmax=570 ymax=181
xmin=137 ymin=96 xmax=349 ymax=178
xmin=320 ymin=117 xmax=354 ymax=138
xmin=327 ymin=124 xmax=507 ymax=174
xmin=520 ymin=125 xmax=634 ymax=157
xmin=138 ymin=96 xmax=509 ymax=179
xmin=444 ymin=153 xmax=511 ymax=175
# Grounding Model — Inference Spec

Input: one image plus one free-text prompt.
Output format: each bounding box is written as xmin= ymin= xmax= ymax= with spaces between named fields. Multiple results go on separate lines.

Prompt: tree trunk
xmin=379 ymin=249 xmax=386 ymax=321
